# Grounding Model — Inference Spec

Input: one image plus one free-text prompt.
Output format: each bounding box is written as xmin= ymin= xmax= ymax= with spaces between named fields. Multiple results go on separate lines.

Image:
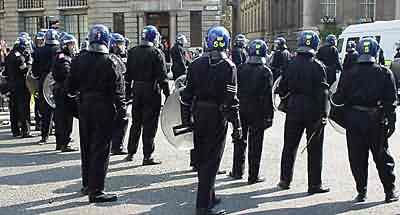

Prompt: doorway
xmin=145 ymin=12 xmax=170 ymax=41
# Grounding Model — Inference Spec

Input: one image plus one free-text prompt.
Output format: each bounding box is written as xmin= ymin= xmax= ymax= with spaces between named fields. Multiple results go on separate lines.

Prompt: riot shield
xmin=43 ymin=72 xmax=56 ymax=108
xmin=25 ymin=71 xmax=39 ymax=95
xmin=328 ymin=77 xmax=346 ymax=135
xmin=160 ymin=84 xmax=193 ymax=151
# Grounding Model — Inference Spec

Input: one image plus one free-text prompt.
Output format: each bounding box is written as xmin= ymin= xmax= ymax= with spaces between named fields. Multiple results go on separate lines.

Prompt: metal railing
xmin=17 ymin=0 xmax=44 ymax=9
xmin=59 ymin=0 xmax=87 ymax=8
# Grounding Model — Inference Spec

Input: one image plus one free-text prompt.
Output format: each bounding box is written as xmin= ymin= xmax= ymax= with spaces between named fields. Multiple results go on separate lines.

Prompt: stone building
xmin=0 ymin=0 xmax=222 ymax=47
xmin=240 ymin=0 xmax=400 ymax=46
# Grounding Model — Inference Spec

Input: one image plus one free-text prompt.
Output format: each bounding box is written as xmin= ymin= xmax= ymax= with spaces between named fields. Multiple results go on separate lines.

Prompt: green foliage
xmin=319 ymin=24 xmax=343 ymax=41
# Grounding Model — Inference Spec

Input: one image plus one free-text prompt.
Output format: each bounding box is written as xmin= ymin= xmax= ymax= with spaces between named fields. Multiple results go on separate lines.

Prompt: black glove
xmin=263 ymin=118 xmax=273 ymax=129
xmin=181 ymin=104 xmax=193 ymax=127
xmin=231 ymin=127 xmax=243 ymax=141
xmin=314 ymin=117 xmax=327 ymax=130
xmin=386 ymin=112 xmax=396 ymax=138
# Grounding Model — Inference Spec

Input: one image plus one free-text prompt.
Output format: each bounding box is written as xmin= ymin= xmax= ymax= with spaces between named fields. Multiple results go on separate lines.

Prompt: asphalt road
xmin=0 ymin=111 xmax=400 ymax=215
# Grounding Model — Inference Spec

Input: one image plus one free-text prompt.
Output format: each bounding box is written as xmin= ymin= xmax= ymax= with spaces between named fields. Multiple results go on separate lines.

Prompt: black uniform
xmin=52 ymin=51 xmax=76 ymax=149
xmin=181 ymin=51 xmax=241 ymax=210
xmin=270 ymin=49 xmax=291 ymax=80
xmin=68 ymin=51 xmax=125 ymax=196
xmin=343 ymin=50 xmax=359 ymax=72
xmin=31 ymin=47 xmax=41 ymax=131
xmin=126 ymin=44 xmax=170 ymax=160
xmin=33 ymin=44 xmax=59 ymax=141
xmin=231 ymin=63 xmax=274 ymax=181
xmin=231 ymin=47 xmax=247 ymax=66
xmin=332 ymin=63 xmax=397 ymax=197
xmin=317 ymin=45 xmax=343 ymax=86
xmin=5 ymin=48 xmax=32 ymax=137
xmin=278 ymin=53 xmax=329 ymax=189
xmin=170 ymin=43 xmax=188 ymax=80
xmin=110 ymin=50 xmax=128 ymax=154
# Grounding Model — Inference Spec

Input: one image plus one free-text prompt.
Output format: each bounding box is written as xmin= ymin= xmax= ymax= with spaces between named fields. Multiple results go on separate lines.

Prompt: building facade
xmin=240 ymin=0 xmax=400 ymax=46
xmin=0 ymin=0 xmax=222 ymax=47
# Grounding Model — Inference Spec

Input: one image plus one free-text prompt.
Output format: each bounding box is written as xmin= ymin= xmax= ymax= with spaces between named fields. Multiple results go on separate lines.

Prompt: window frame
xmin=320 ymin=0 xmax=336 ymax=18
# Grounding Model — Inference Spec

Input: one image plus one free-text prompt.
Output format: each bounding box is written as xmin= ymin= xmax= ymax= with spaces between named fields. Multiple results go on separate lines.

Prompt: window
xmin=24 ymin=16 xmax=45 ymax=37
xmin=0 ymin=0 xmax=4 ymax=10
xmin=62 ymin=14 xmax=88 ymax=45
xmin=321 ymin=0 xmax=336 ymax=18
xmin=190 ymin=11 xmax=202 ymax=47
xmin=113 ymin=13 xmax=125 ymax=35
xmin=59 ymin=0 xmax=87 ymax=7
xmin=360 ymin=0 xmax=375 ymax=18
xmin=18 ymin=0 xmax=43 ymax=9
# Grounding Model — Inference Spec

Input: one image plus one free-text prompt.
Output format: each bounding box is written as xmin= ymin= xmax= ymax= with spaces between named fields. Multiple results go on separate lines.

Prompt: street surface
xmin=0 ymin=110 xmax=400 ymax=215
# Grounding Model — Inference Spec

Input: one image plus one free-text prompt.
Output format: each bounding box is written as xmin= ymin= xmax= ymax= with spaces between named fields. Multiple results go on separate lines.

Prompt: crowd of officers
xmin=0 ymin=21 xmax=399 ymax=215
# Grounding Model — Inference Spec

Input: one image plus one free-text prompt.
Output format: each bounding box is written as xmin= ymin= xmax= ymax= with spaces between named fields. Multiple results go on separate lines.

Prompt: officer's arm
xmin=263 ymin=67 xmax=274 ymax=120
xmin=277 ymin=62 xmax=289 ymax=97
xmin=125 ymin=49 xmax=134 ymax=94
xmin=67 ymin=57 xmax=80 ymax=96
xmin=316 ymin=63 xmax=330 ymax=118
xmin=223 ymin=63 xmax=241 ymax=129
xmin=156 ymin=49 xmax=170 ymax=97
xmin=53 ymin=57 xmax=69 ymax=83
xmin=112 ymin=60 xmax=126 ymax=118
xmin=180 ymin=64 xmax=194 ymax=126
xmin=334 ymin=48 xmax=343 ymax=71
xmin=382 ymin=68 xmax=398 ymax=116
xmin=32 ymin=51 xmax=40 ymax=79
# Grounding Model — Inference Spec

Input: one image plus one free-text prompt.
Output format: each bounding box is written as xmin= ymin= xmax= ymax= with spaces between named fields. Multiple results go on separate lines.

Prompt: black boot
xmin=354 ymin=192 xmax=367 ymax=202
xmin=89 ymin=192 xmax=118 ymax=203
xmin=80 ymin=187 xmax=89 ymax=196
xmin=385 ymin=190 xmax=399 ymax=203
xmin=228 ymin=172 xmax=242 ymax=180
xmin=196 ymin=208 xmax=227 ymax=215
xmin=277 ymin=180 xmax=290 ymax=190
xmin=60 ymin=145 xmax=78 ymax=152
xmin=248 ymin=177 xmax=266 ymax=185
xmin=143 ymin=157 xmax=162 ymax=166
xmin=308 ymin=184 xmax=330 ymax=195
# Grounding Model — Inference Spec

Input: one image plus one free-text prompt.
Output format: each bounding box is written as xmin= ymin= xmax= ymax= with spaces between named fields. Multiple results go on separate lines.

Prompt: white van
xmin=338 ymin=20 xmax=400 ymax=66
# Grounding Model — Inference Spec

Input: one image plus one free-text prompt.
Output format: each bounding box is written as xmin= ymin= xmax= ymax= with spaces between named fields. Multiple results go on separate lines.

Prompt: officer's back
xmin=127 ymin=45 xmax=164 ymax=83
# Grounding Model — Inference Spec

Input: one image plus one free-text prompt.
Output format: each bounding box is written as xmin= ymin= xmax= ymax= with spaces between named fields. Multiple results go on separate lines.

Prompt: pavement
xmin=0 ymin=111 xmax=400 ymax=215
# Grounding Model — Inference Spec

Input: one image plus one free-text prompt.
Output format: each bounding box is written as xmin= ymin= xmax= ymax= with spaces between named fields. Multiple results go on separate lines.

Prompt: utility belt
xmin=80 ymin=92 xmax=112 ymax=101
xmin=133 ymin=80 xmax=159 ymax=92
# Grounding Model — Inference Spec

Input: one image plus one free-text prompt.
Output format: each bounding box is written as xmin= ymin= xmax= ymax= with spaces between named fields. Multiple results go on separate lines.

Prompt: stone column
xmin=169 ymin=11 xmax=177 ymax=45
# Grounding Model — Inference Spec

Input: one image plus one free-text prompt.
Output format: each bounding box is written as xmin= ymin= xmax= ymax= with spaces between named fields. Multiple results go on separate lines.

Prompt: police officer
xmin=32 ymin=29 xmax=60 ymax=144
xmin=181 ymin=26 xmax=242 ymax=215
xmin=5 ymin=37 xmax=33 ymax=138
xmin=52 ymin=34 xmax=78 ymax=152
xmin=317 ymin=34 xmax=343 ymax=86
xmin=229 ymin=39 xmax=274 ymax=185
xmin=231 ymin=34 xmax=247 ymax=67
xmin=124 ymin=26 xmax=170 ymax=164
xmin=343 ymin=40 xmax=359 ymax=72
xmin=67 ymin=24 xmax=124 ymax=203
xmin=332 ymin=37 xmax=399 ymax=203
xmin=32 ymin=32 xmax=45 ymax=131
xmin=270 ymin=36 xmax=291 ymax=81
xmin=394 ymin=41 xmax=400 ymax=59
xmin=109 ymin=33 xmax=129 ymax=155
xmin=277 ymin=31 xmax=330 ymax=194
xmin=170 ymin=33 xmax=188 ymax=80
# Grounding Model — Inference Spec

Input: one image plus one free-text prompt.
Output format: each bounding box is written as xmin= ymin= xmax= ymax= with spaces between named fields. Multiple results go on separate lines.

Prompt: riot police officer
xmin=32 ymin=32 xmax=45 ymax=131
xmin=270 ymin=36 xmax=291 ymax=80
xmin=52 ymin=34 xmax=78 ymax=152
xmin=80 ymin=40 xmax=89 ymax=54
xmin=394 ymin=41 xmax=400 ymax=59
xmin=124 ymin=26 xmax=170 ymax=165
xmin=32 ymin=29 xmax=60 ymax=144
xmin=332 ymin=37 xmax=399 ymax=203
xmin=109 ymin=33 xmax=129 ymax=155
xmin=34 ymin=32 xmax=45 ymax=49
xmin=67 ymin=24 xmax=124 ymax=203
xmin=317 ymin=34 xmax=343 ymax=86
xmin=229 ymin=39 xmax=274 ymax=185
xmin=170 ymin=33 xmax=188 ymax=80
xmin=5 ymin=37 xmax=33 ymax=138
xmin=277 ymin=31 xmax=330 ymax=194
xmin=231 ymin=34 xmax=247 ymax=67
xmin=181 ymin=26 xmax=242 ymax=215
xmin=343 ymin=40 xmax=359 ymax=72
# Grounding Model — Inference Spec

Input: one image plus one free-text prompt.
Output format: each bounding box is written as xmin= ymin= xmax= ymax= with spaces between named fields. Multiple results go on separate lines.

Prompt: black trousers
xmin=79 ymin=96 xmax=114 ymax=194
xmin=111 ymin=117 xmax=128 ymax=152
xmin=54 ymin=88 xmax=73 ymax=147
xmin=345 ymin=109 xmax=396 ymax=194
xmin=9 ymin=92 xmax=20 ymax=135
xmin=193 ymin=102 xmax=227 ymax=209
xmin=127 ymin=86 xmax=161 ymax=158
xmin=280 ymin=115 xmax=324 ymax=187
xmin=34 ymin=95 xmax=41 ymax=128
xmin=11 ymin=87 xmax=31 ymax=135
xmin=232 ymin=121 xmax=265 ymax=180
xmin=39 ymin=84 xmax=54 ymax=140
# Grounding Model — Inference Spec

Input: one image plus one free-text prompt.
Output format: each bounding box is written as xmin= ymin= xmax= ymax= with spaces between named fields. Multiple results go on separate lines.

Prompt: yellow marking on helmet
xmin=364 ymin=41 xmax=370 ymax=53
xmin=217 ymin=37 xmax=224 ymax=41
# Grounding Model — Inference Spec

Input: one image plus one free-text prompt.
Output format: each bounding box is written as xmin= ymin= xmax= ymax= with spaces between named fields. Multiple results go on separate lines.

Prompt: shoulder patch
xmin=15 ymin=52 xmax=21 ymax=57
